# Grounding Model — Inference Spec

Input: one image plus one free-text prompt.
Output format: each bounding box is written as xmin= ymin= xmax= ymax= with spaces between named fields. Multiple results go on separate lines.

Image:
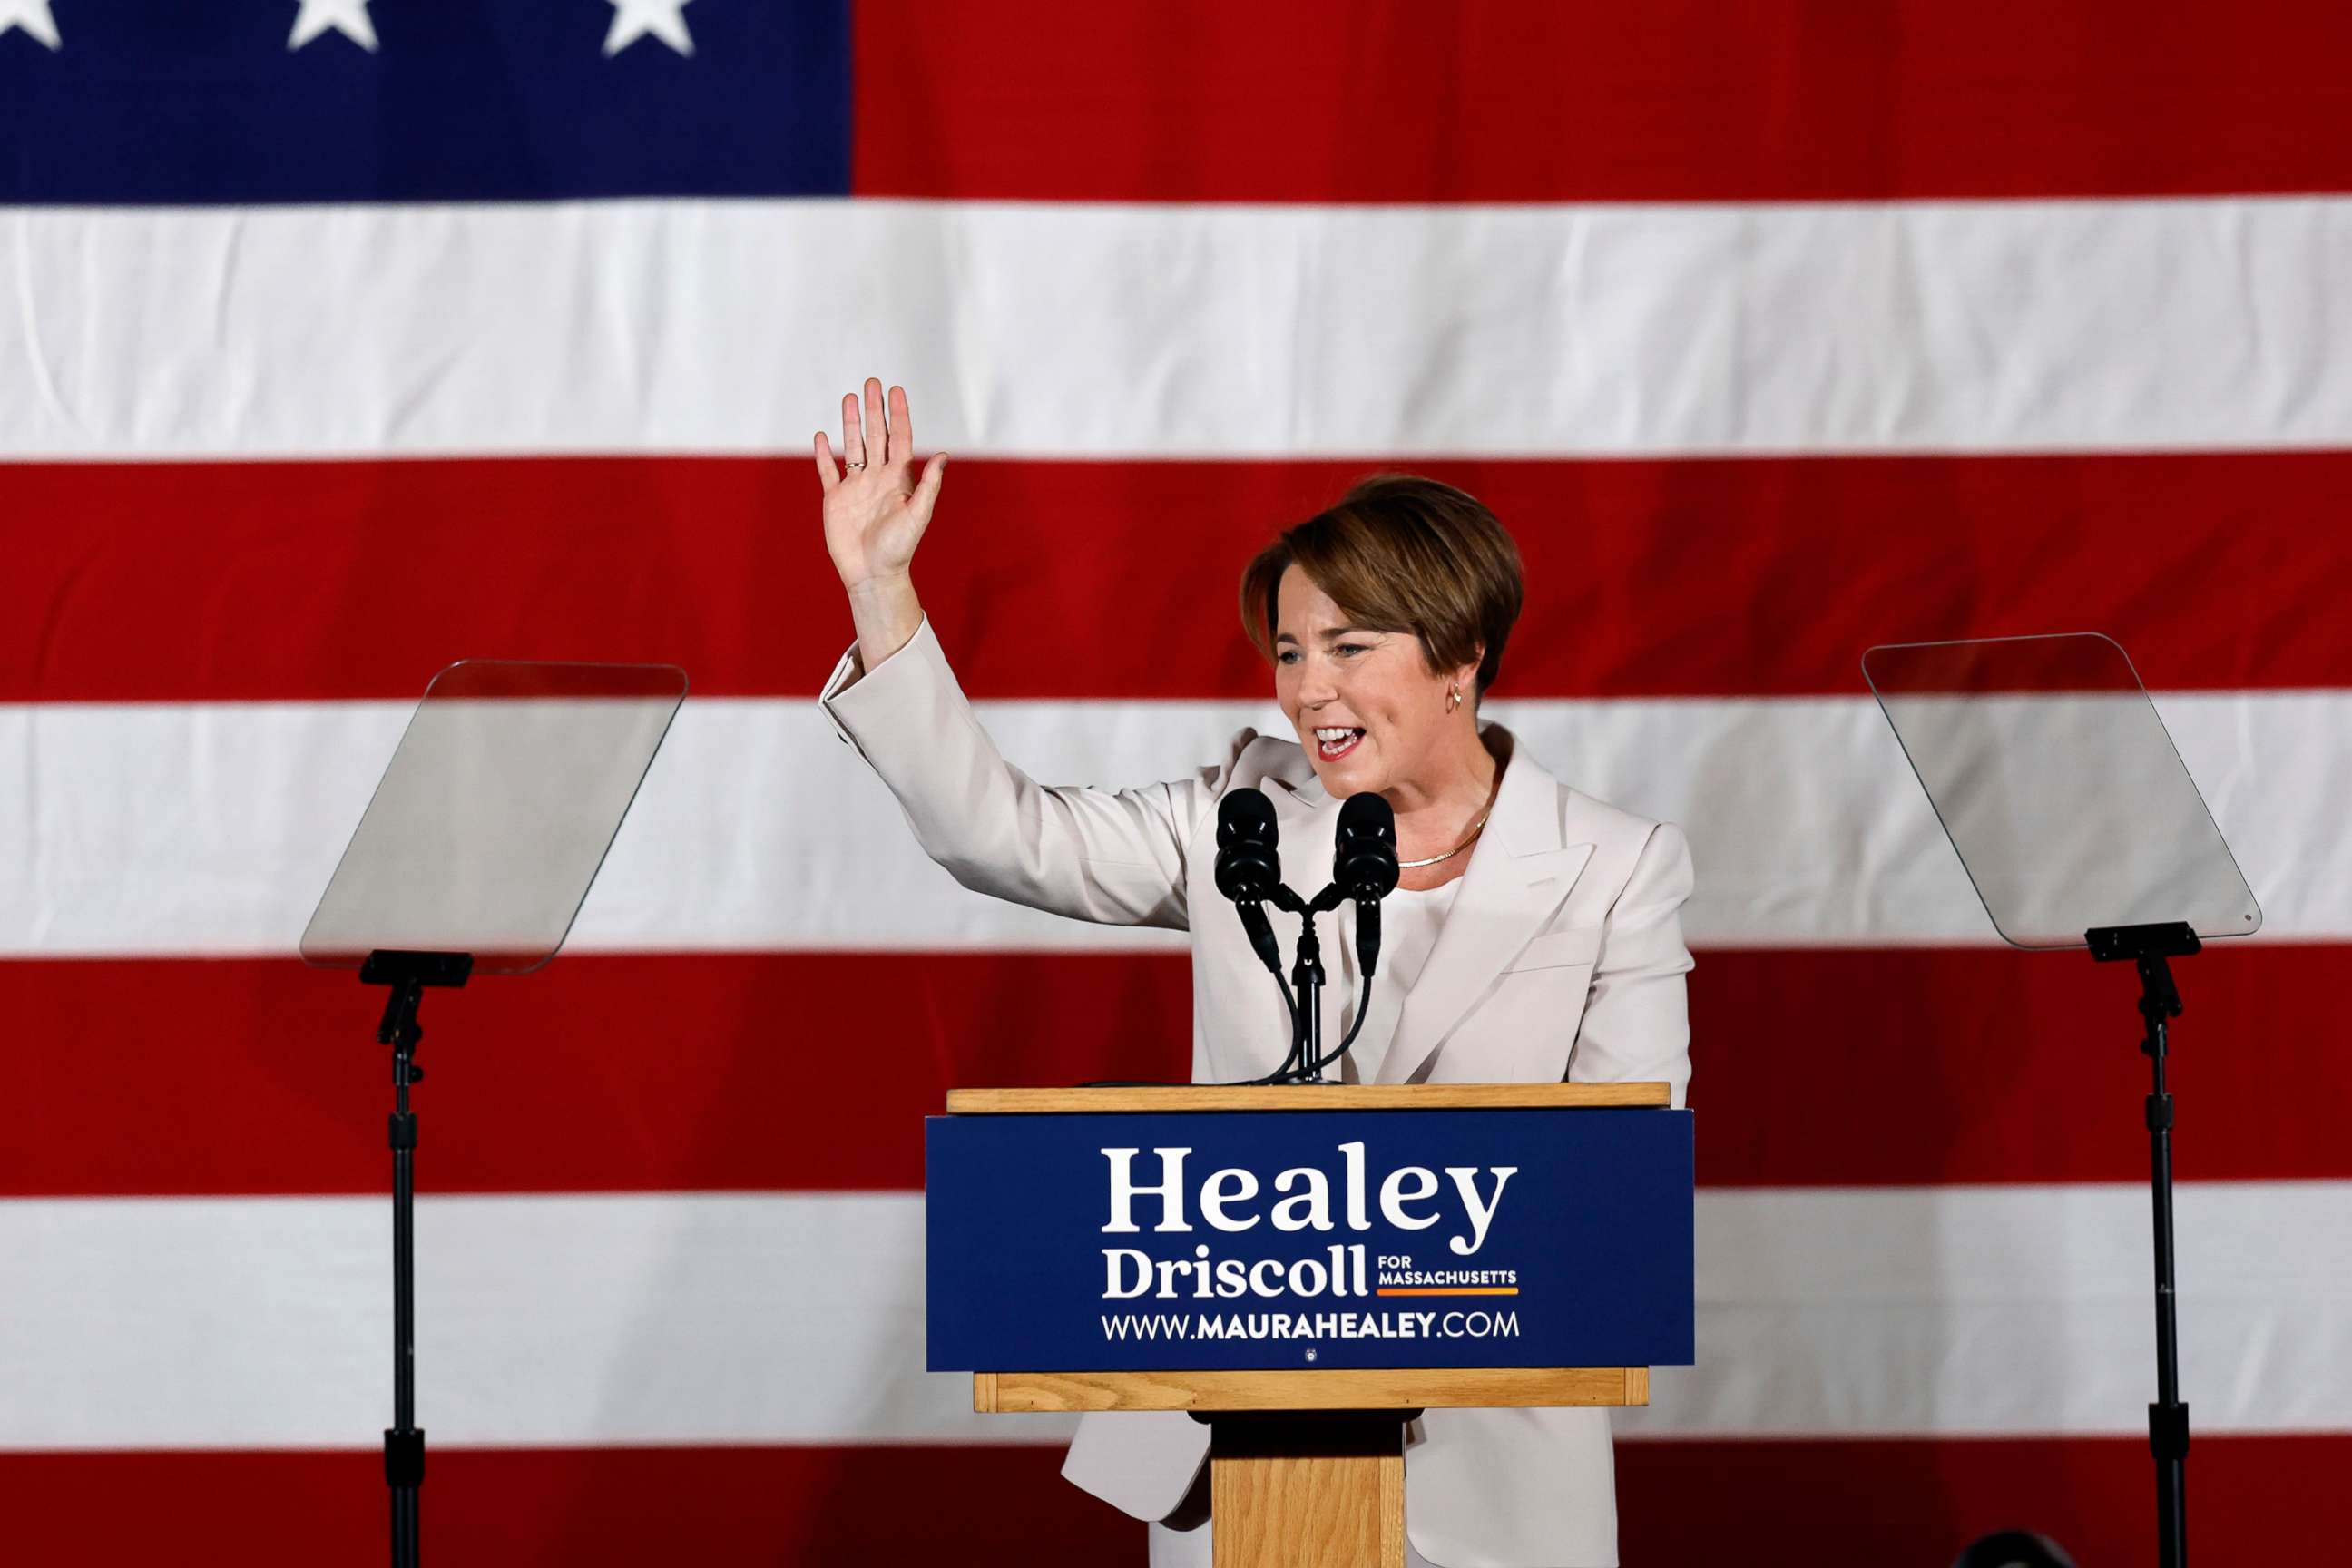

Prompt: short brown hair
xmin=1240 ymin=474 xmax=1524 ymax=696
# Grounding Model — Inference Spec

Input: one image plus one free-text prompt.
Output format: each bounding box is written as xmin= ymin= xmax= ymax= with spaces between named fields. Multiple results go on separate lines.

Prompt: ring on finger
xmin=847 ymin=459 xmax=867 ymax=469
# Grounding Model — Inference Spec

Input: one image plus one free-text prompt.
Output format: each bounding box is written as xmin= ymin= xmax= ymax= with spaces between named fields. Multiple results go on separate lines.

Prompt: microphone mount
xmin=1261 ymin=880 xmax=1351 ymax=1083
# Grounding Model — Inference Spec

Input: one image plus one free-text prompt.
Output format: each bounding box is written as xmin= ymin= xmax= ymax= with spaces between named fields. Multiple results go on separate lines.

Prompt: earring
xmin=1446 ymin=685 xmax=1462 ymax=713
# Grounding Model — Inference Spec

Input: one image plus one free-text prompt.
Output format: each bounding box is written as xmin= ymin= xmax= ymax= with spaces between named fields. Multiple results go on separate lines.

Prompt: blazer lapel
xmin=1377 ymin=731 xmax=1594 ymax=1084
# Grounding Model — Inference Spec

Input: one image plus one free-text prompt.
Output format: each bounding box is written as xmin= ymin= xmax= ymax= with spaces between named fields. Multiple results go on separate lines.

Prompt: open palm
xmin=815 ymin=378 xmax=946 ymax=591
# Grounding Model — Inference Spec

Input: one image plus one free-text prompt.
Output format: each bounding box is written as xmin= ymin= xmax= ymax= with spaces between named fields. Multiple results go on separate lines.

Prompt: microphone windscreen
xmin=1219 ymin=785 xmax=1277 ymax=846
xmin=1334 ymin=791 xmax=1400 ymax=897
xmin=1215 ymin=787 xmax=1281 ymax=902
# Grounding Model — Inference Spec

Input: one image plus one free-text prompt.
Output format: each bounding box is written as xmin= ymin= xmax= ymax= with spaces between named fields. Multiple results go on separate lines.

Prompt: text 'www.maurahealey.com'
xmin=1102 ymin=1309 xmax=1523 ymax=1343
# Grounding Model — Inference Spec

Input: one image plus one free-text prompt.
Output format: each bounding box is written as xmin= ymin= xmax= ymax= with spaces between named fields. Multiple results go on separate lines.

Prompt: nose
xmin=1296 ymin=660 xmax=1338 ymax=707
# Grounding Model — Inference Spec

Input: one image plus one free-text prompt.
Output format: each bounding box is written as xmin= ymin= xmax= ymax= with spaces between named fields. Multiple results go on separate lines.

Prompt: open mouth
xmin=1313 ymin=726 xmax=1366 ymax=761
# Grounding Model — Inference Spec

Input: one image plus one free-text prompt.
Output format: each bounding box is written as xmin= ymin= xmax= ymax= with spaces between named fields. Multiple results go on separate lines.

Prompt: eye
xmin=1335 ymin=642 xmax=1369 ymax=657
xmin=1276 ymin=650 xmax=1301 ymax=665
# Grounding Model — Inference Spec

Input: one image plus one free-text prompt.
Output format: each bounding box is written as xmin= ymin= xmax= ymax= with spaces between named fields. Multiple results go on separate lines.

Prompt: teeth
xmin=1314 ymin=727 xmax=1360 ymax=743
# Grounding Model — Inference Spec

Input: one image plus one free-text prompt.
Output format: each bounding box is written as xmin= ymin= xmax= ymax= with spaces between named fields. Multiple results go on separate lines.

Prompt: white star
xmin=289 ymin=0 xmax=377 ymax=53
xmin=0 ymin=0 xmax=61 ymax=51
xmin=604 ymin=0 xmax=692 ymax=58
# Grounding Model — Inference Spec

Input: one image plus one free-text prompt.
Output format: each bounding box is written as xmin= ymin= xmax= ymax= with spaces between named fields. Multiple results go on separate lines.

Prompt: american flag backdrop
xmin=5 ymin=3 xmax=2352 ymax=1563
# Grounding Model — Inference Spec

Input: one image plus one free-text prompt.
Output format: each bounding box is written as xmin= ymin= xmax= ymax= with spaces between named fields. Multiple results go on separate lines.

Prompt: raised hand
xmin=815 ymin=378 xmax=946 ymax=593
xmin=815 ymin=378 xmax=943 ymax=671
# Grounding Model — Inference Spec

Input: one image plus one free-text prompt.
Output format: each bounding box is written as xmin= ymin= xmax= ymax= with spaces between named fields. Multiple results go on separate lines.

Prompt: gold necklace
xmin=1396 ymin=808 xmax=1491 ymax=869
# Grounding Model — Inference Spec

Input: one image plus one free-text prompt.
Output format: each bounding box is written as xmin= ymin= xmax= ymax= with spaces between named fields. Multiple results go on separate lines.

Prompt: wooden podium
xmin=934 ymin=1084 xmax=1686 ymax=1568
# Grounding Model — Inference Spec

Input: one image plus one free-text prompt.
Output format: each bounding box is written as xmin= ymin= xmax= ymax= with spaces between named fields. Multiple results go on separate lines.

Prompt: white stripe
xmin=3 ymin=1184 xmax=2343 ymax=1448
xmin=0 ymin=1192 xmax=1008 ymax=1450
xmin=0 ymin=691 xmax=2320 ymax=956
xmin=2 ymin=198 xmax=2348 ymax=459
xmin=1630 ymin=1182 xmax=2352 ymax=1438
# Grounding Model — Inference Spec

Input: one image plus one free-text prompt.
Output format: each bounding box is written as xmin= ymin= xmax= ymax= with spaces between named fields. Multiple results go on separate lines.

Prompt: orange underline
xmin=1374 ymin=1287 xmax=1521 ymax=1297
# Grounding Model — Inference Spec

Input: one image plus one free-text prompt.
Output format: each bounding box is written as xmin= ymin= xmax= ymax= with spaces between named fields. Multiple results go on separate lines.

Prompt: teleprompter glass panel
xmin=1862 ymin=634 xmax=2259 ymax=951
xmin=301 ymin=661 xmax=687 ymax=975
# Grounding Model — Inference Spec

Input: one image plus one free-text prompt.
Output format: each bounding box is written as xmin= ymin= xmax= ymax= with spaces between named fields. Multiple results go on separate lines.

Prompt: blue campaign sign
xmin=926 ymin=1108 xmax=1693 ymax=1373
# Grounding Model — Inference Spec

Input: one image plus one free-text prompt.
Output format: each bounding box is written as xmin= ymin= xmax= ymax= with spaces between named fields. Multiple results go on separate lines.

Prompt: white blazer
xmin=821 ymin=618 xmax=1695 ymax=1568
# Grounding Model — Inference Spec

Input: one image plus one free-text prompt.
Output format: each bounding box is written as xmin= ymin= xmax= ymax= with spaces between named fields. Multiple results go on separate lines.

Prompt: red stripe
xmin=1618 ymin=1434 xmax=2349 ymax=1566
xmin=8 ymin=453 xmax=2352 ymax=701
xmin=852 ymin=2 xmax=2352 ymax=202
xmin=5 ymin=952 xmax=1189 ymax=1198
xmin=1685 ymin=943 xmax=2328 ymax=1189
xmin=0 ymin=1446 xmax=1136 ymax=1565
xmin=6 ymin=943 xmax=2336 ymax=1197
xmin=2 ymin=1435 xmax=2338 ymax=1564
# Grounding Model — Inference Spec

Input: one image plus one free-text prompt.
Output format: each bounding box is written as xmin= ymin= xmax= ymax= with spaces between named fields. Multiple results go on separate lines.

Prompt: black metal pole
xmin=1291 ymin=911 xmax=1326 ymax=1083
xmin=2141 ymin=957 xmax=2188 ymax=1568
xmin=1275 ymin=909 xmax=1308 ymax=1083
xmin=386 ymin=978 xmax=426 ymax=1568
xmin=2088 ymin=922 xmax=2194 ymax=1568
xmin=360 ymin=950 xmax=468 ymax=1568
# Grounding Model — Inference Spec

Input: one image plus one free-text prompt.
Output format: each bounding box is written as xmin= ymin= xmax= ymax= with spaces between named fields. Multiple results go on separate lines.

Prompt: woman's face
xmin=1273 ymin=566 xmax=1468 ymax=798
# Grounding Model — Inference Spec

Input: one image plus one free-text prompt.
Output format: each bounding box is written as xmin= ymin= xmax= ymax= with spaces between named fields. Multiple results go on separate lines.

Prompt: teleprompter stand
xmin=1867 ymin=633 xmax=2261 ymax=1568
xmin=301 ymin=659 xmax=686 ymax=1566
xmin=361 ymin=949 xmax=472 ymax=1568
xmin=2087 ymin=919 xmax=2200 ymax=1568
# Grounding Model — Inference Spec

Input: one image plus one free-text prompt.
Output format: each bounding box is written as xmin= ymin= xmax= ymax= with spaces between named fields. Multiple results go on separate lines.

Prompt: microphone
xmin=1215 ymin=788 xmax=1285 ymax=976
xmin=1333 ymin=792 xmax=1400 ymax=977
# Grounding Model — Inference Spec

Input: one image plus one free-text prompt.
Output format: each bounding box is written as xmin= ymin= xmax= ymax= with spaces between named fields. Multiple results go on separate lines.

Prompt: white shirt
xmin=1337 ymin=879 xmax=1462 ymax=1084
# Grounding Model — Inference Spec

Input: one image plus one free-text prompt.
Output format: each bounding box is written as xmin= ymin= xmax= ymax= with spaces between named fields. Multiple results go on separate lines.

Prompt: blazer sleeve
xmin=819 ymin=616 xmax=1241 ymax=931
xmin=1567 ymin=820 xmax=1697 ymax=1108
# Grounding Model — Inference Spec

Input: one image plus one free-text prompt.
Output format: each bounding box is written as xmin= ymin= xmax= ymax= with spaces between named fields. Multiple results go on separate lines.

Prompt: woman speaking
xmin=814 ymin=380 xmax=1694 ymax=1568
